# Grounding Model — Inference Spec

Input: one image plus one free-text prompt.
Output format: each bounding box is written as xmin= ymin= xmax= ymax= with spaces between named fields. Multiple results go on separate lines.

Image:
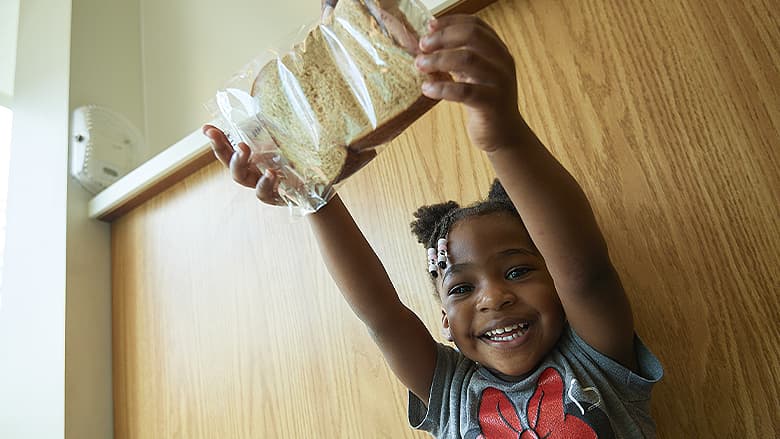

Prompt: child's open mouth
xmin=480 ymin=322 xmax=531 ymax=343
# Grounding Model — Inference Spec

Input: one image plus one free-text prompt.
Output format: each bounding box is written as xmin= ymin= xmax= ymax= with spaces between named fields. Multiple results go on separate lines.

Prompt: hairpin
xmin=437 ymin=238 xmax=448 ymax=269
xmin=427 ymin=248 xmax=438 ymax=278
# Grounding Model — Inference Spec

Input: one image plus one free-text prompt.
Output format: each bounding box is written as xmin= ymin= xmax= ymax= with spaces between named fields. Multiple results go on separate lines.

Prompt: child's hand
xmin=202 ymin=124 xmax=286 ymax=206
xmin=415 ymin=15 xmax=524 ymax=152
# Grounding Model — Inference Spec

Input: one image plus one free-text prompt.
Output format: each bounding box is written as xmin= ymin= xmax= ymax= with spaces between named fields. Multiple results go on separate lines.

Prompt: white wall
xmin=0 ymin=0 xmax=20 ymax=107
xmin=0 ymin=0 xmax=71 ymax=437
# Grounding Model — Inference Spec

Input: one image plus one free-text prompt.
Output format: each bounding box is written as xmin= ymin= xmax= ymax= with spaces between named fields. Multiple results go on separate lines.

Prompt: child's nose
xmin=477 ymin=286 xmax=516 ymax=312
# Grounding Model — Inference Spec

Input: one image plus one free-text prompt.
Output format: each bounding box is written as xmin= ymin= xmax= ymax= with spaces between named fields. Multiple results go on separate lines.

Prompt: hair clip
xmin=427 ymin=248 xmax=438 ymax=278
xmin=437 ymin=238 xmax=448 ymax=269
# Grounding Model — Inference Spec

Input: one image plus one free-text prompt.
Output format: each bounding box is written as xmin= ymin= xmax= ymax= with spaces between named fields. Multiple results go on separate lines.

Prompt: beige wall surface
xmin=112 ymin=0 xmax=779 ymax=437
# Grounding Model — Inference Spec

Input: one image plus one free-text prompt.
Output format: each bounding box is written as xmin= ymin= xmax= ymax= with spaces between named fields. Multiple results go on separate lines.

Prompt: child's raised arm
xmin=203 ymin=125 xmax=437 ymax=403
xmin=307 ymin=196 xmax=437 ymax=401
xmin=414 ymin=16 xmax=636 ymax=369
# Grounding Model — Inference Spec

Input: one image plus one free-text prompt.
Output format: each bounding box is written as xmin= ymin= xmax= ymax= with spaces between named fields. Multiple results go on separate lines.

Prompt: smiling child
xmin=204 ymin=11 xmax=662 ymax=439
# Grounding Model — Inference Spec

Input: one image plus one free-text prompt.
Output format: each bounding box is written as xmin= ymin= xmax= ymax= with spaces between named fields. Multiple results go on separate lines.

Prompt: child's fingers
xmin=203 ymin=125 xmax=235 ymax=168
xmin=420 ymin=16 xmax=509 ymax=62
xmin=203 ymin=124 xmax=284 ymax=205
xmin=426 ymin=14 xmax=500 ymax=40
xmin=229 ymin=142 xmax=260 ymax=188
xmin=421 ymin=80 xmax=497 ymax=107
xmin=255 ymin=169 xmax=284 ymax=205
xmin=416 ymin=48 xmax=511 ymax=87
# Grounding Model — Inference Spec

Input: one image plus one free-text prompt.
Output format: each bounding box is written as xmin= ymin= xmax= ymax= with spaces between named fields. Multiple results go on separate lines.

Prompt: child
xmin=204 ymin=13 xmax=662 ymax=438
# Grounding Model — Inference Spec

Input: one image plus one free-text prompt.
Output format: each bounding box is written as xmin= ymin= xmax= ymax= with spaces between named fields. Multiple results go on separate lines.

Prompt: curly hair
xmin=410 ymin=179 xmax=523 ymax=281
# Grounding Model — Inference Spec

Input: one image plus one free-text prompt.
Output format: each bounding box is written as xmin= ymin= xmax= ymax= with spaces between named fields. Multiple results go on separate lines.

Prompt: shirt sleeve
xmin=407 ymin=342 xmax=465 ymax=435
xmin=566 ymin=325 xmax=664 ymax=402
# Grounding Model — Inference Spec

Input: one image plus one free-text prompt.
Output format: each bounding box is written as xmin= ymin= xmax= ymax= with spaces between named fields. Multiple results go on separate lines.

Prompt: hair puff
xmin=410 ymin=201 xmax=460 ymax=245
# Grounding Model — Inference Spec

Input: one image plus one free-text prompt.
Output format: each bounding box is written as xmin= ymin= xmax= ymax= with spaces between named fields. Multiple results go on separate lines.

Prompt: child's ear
xmin=440 ymin=309 xmax=453 ymax=342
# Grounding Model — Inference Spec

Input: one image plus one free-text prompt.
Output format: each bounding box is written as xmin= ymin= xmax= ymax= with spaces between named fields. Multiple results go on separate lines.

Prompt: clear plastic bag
xmin=208 ymin=0 xmax=438 ymax=214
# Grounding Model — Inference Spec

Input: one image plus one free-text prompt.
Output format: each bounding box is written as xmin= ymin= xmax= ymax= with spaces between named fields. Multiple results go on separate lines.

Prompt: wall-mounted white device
xmin=70 ymin=105 xmax=144 ymax=194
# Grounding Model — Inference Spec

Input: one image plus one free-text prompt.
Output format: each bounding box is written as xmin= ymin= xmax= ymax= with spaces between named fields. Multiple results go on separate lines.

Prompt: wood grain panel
xmin=113 ymin=0 xmax=780 ymax=437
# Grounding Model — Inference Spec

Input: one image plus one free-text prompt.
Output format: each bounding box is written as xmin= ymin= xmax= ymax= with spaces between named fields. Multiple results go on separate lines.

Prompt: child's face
xmin=437 ymin=212 xmax=565 ymax=377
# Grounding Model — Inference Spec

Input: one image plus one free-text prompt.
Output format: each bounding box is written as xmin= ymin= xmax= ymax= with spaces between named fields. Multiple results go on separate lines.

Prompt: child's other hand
xmin=415 ymin=15 xmax=524 ymax=152
xmin=202 ymin=124 xmax=286 ymax=206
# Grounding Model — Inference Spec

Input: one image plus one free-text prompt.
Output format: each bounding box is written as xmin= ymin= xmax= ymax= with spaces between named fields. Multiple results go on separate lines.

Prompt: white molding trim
xmin=88 ymin=128 xmax=210 ymax=218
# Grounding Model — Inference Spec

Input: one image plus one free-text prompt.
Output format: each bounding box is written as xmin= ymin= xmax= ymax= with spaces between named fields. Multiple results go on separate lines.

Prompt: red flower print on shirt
xmin=477 ymin=368 xmax=598 ymax=439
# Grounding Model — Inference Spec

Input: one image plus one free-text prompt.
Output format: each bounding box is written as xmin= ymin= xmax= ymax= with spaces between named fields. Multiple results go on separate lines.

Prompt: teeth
xmin=484 ymin=322 xmax=529 ymax=338
xmin=492 ymin=332 xmax=520 ymax=341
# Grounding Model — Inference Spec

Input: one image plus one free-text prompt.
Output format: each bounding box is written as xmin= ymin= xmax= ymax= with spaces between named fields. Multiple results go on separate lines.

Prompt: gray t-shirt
xmin=408 ymin=325 xmax=663 ymax=438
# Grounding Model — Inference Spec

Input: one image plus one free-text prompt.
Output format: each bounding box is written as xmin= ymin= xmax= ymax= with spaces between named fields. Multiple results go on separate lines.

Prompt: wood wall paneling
xmin=113 ymin=0 xmax=780 ymax=437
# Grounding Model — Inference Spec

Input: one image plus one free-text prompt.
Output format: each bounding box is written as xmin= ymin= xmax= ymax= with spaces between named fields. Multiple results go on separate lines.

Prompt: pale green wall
xmin=0 ymin=0 xmax=20 ymax=106
xmin=69 ymin=0 xmax=146 ymax=164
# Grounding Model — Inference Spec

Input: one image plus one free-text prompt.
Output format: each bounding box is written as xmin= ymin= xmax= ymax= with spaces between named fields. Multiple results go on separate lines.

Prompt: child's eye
xmin=448 ymin=284 xmax=473 ymax=296
xmin=506 ymin=267 xmax=532 ymax=280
